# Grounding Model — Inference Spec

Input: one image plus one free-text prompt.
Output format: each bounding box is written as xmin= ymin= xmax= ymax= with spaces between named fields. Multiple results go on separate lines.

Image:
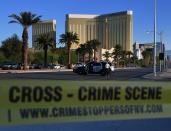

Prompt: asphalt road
xmin=0 ymin=67 xmax=155 ymax=80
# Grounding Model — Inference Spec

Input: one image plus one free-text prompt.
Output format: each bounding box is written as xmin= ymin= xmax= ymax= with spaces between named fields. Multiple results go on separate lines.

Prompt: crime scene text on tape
xmin=0 ymin=80 xmax=171 ymax=125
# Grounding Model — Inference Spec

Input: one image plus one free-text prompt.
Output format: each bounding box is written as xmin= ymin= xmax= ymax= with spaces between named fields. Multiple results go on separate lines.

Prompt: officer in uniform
xmin=105 ymin=62 xmax=111 ymax=79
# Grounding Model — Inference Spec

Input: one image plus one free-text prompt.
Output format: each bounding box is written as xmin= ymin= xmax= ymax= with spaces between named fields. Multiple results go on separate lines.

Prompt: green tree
xmin=126 ymin=51 xmax=133 ymax=64
xmin=76 ymin=47 xmax=82 ymax=63
xmin=9 ymin=12 xmax=41 ymax=70
xmin=88 ymin=39 xmax=101 ymax=61
xmin=142 ymin=50 xmax=152 ymax=67
xmin=112 ymin=44 xmax=123 ymax=67
xmin=31 ymin=52 xmax=44 ymax=64
xmin=70 ymin=50 xmax=78 ymax=64
xmin=79 ymin=44 xmax=88 ymax=63
xmin=131 ymin=55 xmax=139 ymax=65
xmin=35 ymin=34 xmax=55 ymax=68
xmin=50 ymin=48 xmax=59 ymax=63
xmin=59 ymin=32 xmax=79 ymax=68
xmin=0 ymin=51 xmax=6 ymax=63
xmin=120 ymin=50 xmax=127 ymax=67
xmin=1 ymin=34 xmax=22 ymax=63
xmin=54 ymin=47 xmax=68 ymax=65
xmin=103 ymin=51 xmax=111 ymax=62
xmin=86 ymin=42 xmax=93 ymax=62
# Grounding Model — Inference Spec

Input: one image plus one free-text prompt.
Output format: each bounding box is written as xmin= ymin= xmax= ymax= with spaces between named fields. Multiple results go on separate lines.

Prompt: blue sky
xmin=0 ymin=0 xmax=171 ymax=50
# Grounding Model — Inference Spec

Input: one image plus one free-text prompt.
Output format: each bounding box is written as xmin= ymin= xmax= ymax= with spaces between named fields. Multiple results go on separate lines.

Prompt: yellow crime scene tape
xmin=0 ymin=80 xmax=171 ymax=125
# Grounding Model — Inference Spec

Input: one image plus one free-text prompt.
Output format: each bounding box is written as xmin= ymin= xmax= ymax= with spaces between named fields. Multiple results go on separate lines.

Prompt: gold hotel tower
xmin=32 ymin=20 xmax=56 ymax=50
xmin=66 ymin=11 xmax=133 ymax=59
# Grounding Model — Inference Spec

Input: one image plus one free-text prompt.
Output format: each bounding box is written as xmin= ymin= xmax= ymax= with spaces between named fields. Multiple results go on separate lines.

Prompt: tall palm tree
xmin=121 ymin=50 xmax=127 ymax=67
xmin=103 ymin=51 xmax=111 ymax=62
xmin=59 ymin=32 xmax=79 ymax=68
xmin=79 ymin=44 xmax=87 ymax=63
xmin=35 ymin=34 xmax=55 ymax=68
xmin=9 ymin=12 xmax=41 ymax=70
xmin=112 ymin=44 xmax=123 ymax=67
xmin=76 ymin=47 xmax=82 ymax=63
xmin=125 ymin=51 xmax=133 ymax=66
xmin=142 ymin=50 xmax=152 ymax=66
xmin=86 ymin=42 xmax=93 ymax=62
xmin=88 ymin=39 xmax=101 ymax=61
xmin=126 ymin=51 xmax=133 ymax=61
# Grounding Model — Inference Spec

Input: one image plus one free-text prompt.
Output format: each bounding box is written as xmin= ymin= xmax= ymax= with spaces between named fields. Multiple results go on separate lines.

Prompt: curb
xmin=0 ymin=69 xmax=73 ymax=74
xmin=143 ymin=69 xmax=171 ymax=80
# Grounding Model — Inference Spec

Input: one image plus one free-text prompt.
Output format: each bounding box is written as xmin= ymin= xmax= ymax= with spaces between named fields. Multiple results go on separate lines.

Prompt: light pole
xmin=158 ymin=32 xmax=163 ymax=72
xmin=154 ymin=0 xmax=157 ymax=77
xmin=147 ymin=31 xmax=164 ymax=72
xmin=147 ymin=0 xmax=157 ymax=76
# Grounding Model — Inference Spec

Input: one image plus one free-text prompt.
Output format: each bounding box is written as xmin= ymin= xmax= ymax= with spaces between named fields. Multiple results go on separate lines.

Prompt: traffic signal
xmin=159 ymin=53 xmax=164 ymax=60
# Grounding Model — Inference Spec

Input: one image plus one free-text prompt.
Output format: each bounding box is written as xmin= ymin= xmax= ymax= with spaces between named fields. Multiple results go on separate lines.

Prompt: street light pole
xmin=159 ymin=32 xmax=163 ymax=72
xmin=154 ymin=0 xmax=157 ymax=77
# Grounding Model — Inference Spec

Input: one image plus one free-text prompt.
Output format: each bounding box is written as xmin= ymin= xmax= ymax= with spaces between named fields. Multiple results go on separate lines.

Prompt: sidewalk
xmin=143 ymin=68 xmax=171 ymax=80
xmin=0 ymin=69 xmax=72 ymax=74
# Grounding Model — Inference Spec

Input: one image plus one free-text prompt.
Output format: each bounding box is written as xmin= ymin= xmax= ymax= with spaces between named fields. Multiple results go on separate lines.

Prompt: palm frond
xmin=9 ymin=12 xmax=41 ymax=27
xmin=8 ymin=20 xmax=19 ymax=24
xmin=8 ymin=14 xmax=23 ymax=24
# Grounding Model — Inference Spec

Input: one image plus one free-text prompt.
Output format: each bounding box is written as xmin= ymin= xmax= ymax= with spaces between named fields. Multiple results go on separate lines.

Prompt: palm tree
xmin=86 ymin=42 xmax=93 ymax=62
xmin=50 ymin=48 xmax=59 ymax=64
xmin=103 ymin=51 xmax=111 ymax=62
xmin=126 ymin=51 xmax=133 ymax=63
xmin=76 ymin=47 xmax=81 ymax=63
xmin=121 ymin=50 xmax=127 ymax=67
xmin=79 ymin=44 xmax=87 ymax=63
xmin=35 ymin=34 xmax=55 ymax=68
xmin=142 ymin=50 xmax=152 ymax=66
xmin=112 ymin=44 xmax=123 ymax=67
xmin=132 ymin=55 xmax=138 ymax=65
xmin=59 ymin=32 xmax=79 ymax=68
xmin=88 ymin=39 xmax=101 ymax=61
xmin=9 ymin=12 xmax=41 ymax=70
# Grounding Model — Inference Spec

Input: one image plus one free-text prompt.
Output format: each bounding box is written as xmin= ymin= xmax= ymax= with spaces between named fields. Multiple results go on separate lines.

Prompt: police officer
xmin=105 ymin=62 xmax=110 ymax=79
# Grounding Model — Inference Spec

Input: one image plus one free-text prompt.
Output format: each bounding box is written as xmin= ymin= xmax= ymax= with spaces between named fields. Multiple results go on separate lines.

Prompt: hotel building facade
xmin=32 ymin=20 xmax=56 ymax=50
xmin=65 ymin=11 xmax=133 ymax=60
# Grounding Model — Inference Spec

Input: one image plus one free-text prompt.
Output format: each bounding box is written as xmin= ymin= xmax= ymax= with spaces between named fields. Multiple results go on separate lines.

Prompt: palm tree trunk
xmin=44 ymin=48 xmax=48 ymax=68
xmin=94 ymin=49 xmax=96 ymax=61
xmin=89 ymin=52 xmax=91 ymax=62
xmin=68 ymin=48 xmax=71 ymax=69
xmin=128 ymin=55 xmax=131 ymax=65
xmin=117 ymin=58 xmax=119 ymax=67
xmin=22 ymin=27 xmax=28 ymax=70
xmin=77 ymin=52 xmax=79 ymax=63
xmin=82 ymin=54 xmax=85 ymax=63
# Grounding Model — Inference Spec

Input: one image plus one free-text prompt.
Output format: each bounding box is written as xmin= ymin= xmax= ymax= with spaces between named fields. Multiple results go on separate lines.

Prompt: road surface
xmin=0 ymin=67 xmax=156 ymax=80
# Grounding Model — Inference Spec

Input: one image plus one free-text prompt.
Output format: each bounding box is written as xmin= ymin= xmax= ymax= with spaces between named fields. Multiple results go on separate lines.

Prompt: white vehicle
xmin=52 ymin=64 xmax=61 ymax=69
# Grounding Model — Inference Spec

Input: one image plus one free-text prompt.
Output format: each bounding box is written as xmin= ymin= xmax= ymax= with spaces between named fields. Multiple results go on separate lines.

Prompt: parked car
xmin=0 ymin=63 xmax=4 ymax=68
xmin=60 ymin=65 xmax=65 ymax=69
xmin=73 ymin=63 xmax=85 ymax=73
xmin=32 ymin=64 xmax=44 ymax=69
xmin=74 ymin=61 xmax=114 ymax=75
xmin=29 ymin=64 xmax=36 ymax=69
xmin=48 ymin=64 xmax=61 ymax=69
xmin=11 ymin=64 xmax=21 ymax=70
xmin=1 ymin=63 xmax=13 ymax=70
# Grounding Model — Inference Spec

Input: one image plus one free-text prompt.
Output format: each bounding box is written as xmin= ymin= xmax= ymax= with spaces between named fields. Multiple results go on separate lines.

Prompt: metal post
xmin=154 ymin=0 xmax=157 ymax=77
xmin=159 ymin=32 xmax=163 ymax=72
xmin=105 ymin=18 xmax=108 ymax=49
